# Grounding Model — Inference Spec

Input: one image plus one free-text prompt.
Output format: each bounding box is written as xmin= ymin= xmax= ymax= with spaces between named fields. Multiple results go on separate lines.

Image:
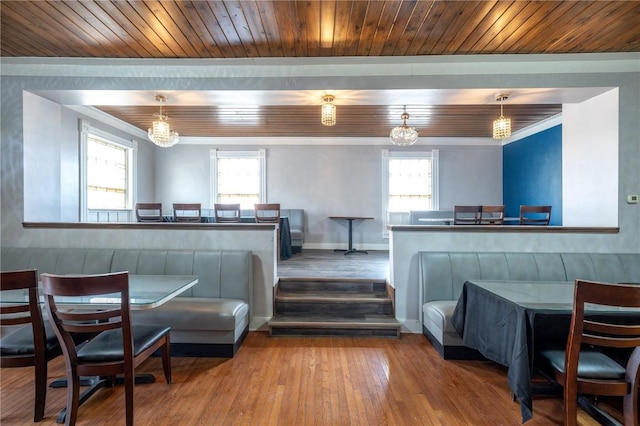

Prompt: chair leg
xmin=124 ymin=368 xmax=134 ymax=426
xmin=161 ymin=337 xmax=172 ymax=384
xmin=563 ymin=386 xmax=579 ymax=426
xmin=65 ymin=368 xmax=80 ymax=426
xmin=33 ymin=360 xmax=47 ymax=422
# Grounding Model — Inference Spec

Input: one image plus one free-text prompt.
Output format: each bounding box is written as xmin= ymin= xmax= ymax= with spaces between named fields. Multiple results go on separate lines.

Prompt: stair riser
xmin=278 ymin=281 xmax=387 ymax=293
xmin=275 ymin=302 xmax=393 ymax=316
xmin=270 ymin=327 xmax=400 ymax=337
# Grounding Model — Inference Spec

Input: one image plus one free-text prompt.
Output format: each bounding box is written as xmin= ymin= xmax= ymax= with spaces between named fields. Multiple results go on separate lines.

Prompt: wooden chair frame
xmin=480 ymin=205 xmax=505 ymax=225
xmin=134 ymin=203 xmax=162 ymax=222
xmin=542 ymin=280 xmax=640 ymax=426
xmin=214 ymin=203 xmax=241 ymax=223
xmin=172 ymin=203 xmax=201 ymax=223
xmin=519 ymin=205 xmax=551 ymax=225
xmin=1 ymin=269 xmax=60 ymax=422
xmin=41 ymin=272 xmax=171 ymax=426
xmin=453 ymin=205 xmax=482 ymax=225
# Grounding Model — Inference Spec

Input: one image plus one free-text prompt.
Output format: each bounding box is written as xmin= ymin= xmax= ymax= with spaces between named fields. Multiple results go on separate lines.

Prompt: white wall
xmin=563 ymin=89 xmax=619 ymax=226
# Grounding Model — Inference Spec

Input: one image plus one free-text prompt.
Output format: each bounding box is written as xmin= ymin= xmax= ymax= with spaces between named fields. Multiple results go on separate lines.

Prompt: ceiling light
xmin=321 ymin=95 xmax=336 ymax=126
xmin=148 ymin=95 xmax=179 ymax=148
xmin=390 ymin=108 xmax=418 ymax=146
xmin=492 ymin=94 xmax=512 ymax=140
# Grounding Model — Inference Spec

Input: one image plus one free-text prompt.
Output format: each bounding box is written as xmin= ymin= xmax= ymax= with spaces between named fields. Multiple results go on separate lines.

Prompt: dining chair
xmin=172 ymin=203 xmax=201 ymax=222
xmin=1 ymin=269 xmax=62 ymax=422
xmin=255 ymin=204 xmax=281 ymax=258
xmin=214 ymin=203 xmax=241 ymax=223
xmin=536 ymin=280 xmax=640 ymax=426
xmin=453 ymin=205 xmax=482 ymax=225
xmin=41 ymin=271 xmax=172 ymax=426
xmin=134 ymin=203 xmax=162 ymax=222
xmin=480 ymin=205 xmax=505 ymax=225
xmin=519 ymin=205 xmax=551 ymax=225
xmin=254 ymin=203 xmax=281 ymax=223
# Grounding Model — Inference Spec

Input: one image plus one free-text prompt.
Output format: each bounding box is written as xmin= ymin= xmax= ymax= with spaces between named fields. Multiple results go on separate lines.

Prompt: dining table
xmin=450 ymin=279 xmax=640 ymax=423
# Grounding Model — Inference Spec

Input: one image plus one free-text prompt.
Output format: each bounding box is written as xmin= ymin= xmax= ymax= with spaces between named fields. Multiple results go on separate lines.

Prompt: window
xmin=210 ymin=149 xmax=266 ymax=209
xmin=80 ymin=121 xmax=136 ymax=222
xmin=381 ymin=149 xmax=439 ymax=234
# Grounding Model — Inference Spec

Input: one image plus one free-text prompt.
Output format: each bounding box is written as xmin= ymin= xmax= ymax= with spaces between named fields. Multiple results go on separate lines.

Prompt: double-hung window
xmin=80 ymin=121 xmax=136 ymax=222
xmin=210 ymin=149 xmax=266 ymax=210
xmin=381 ymin=149 xmax=439 ymax=235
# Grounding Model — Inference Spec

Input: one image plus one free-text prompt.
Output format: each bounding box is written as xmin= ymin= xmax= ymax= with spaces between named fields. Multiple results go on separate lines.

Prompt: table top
xmin=329 ymin=216 xmax=374 ymax=220
xmin=2 ymin=275 xmax=198 ymax=310
xmin=418 ymin=217 xmax=520 ymax=224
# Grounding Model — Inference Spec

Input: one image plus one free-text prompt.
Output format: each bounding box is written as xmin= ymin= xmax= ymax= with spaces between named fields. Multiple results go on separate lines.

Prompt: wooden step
xmin=268 ymin=315 xmax=401 ymax=337
xmin=277 ymin=277 xmax=387 ymax=293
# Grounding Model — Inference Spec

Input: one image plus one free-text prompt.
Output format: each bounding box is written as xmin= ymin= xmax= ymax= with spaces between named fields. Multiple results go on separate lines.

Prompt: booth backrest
xmin=419 ymin=252 xmax=640 ymax=304
xmin=1 ymin=248 xmax=252 ymax=301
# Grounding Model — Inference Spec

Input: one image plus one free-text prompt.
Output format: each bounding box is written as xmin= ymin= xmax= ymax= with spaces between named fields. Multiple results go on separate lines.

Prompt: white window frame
xmin=79 ymin=120 xmax=137 ymax=222
xmin=210 ymin=149 xmax=266 ymax=210
xmin=381 ymin=149 xmax=439 ymax=237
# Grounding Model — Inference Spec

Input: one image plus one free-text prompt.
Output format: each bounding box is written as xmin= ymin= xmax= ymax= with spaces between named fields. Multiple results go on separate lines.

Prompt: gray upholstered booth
xmin=1 ymin=248 xmax=252 ymax=357
xmin=419 ymin=251 xmax=640 ymax=359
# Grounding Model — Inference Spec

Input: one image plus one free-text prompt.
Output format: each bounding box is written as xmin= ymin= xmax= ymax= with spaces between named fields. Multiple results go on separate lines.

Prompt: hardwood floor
xmin=1 ymin=332 xmax=611 ymax=425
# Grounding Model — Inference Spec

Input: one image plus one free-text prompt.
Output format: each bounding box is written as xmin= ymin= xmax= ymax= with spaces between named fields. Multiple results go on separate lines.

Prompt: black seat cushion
xmin=537 ymin=348 xmax=626 ymax=380
xmin=77 ymin=325 xmax=170 ymax=363
xmin=0 ymin=322 xmax=60 ymax=355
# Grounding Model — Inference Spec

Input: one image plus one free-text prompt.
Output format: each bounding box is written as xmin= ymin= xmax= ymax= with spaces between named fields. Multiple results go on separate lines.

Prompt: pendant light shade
xmin=492 ymin=94 xmax=512 ymax=140
xmin=148 ymin=95 xmax=179 ymax=148
xmin=321 ymin=95 xmax=336 ymax=126
xmin=390 ymin=108 xmax=418 ymax=146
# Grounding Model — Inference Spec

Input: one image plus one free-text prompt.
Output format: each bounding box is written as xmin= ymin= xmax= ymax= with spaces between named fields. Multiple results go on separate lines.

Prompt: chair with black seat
xmin=1 ymin=269 xmax=61 ymax=422
xmin=480 ymin=205 xmax=505 ymax=225
xmin=453 ymin=205 xmax=482 ymax=225
xmin=172 ymin=203 xmax=201 ymax=222
xmin=519 ymin=205 xmax=551 ymax=225
xmin=214 ymin=203 xmax=241 ymax=223
xmin=134 ymin=203 xmax=162 ymax=222
xmin=536 ymin=280 xmax=640 ymax=426
xmin=41 ymin=271 xmax=172 ymax=426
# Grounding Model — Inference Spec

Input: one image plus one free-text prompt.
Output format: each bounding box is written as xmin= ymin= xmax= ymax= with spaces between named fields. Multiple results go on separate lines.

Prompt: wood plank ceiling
xmin=2 ymin=1 xmax=639 ymax=138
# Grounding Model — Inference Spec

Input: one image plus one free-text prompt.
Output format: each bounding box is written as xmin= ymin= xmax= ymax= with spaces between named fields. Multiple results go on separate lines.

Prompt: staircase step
xmin=277 ymin=278 xmax=387 ymax=293
xmin=268 ymin=315 xmax=401 ymax=337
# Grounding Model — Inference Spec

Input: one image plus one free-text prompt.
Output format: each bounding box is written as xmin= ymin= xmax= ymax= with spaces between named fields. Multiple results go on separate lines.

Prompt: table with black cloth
xmin=450 ymin=279 xmax=640 ymax=423
xmin=161 ymin=215 xmax=292 ymax=260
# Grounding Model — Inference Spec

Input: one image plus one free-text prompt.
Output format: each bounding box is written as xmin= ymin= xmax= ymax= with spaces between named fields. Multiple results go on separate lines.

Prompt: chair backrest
xmin=453 ymin=205 xmax=482 ymax=225
xmin=135 ymin=203 xmax=162 ymax=222
xmin=480 ymin=205 xmax=505 ymax=225
xmin=214 ymin=203 xmax=241 ymax=223
xmin=173 ymin=203 xmax=202 ymax=223
xmin=0 ymin=269 xmax=46 ymax=366
xmin=41 ymin=272 xmax=133 ymax=364
xmin=519 ymin=205 xmax=551 ymax=225
xmin=254 ymin=203 xmax=281 ymax=223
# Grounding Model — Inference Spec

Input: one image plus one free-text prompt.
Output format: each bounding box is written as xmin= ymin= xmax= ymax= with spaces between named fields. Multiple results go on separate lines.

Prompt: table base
xmin=334 ymin=248 xmax=368 ymax=255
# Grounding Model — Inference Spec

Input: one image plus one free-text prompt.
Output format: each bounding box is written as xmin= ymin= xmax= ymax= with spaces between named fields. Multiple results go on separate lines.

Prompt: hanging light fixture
xmin=148 ymin=95 xmax=179 ymax=148
xmin=492 ymin=94 xmax=512 ymax=140
xmin=321 ymin=95 xmax=336 ymax=126
xmin=390 ymin=107 xmax=418 ymax=146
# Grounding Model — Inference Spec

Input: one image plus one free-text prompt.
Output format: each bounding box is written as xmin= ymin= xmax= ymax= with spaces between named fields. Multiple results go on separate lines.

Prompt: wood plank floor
xmin=278 ymin=249 xmax=389 ymax=280
xmin=1 ymin=332 xmax=610 ymax=425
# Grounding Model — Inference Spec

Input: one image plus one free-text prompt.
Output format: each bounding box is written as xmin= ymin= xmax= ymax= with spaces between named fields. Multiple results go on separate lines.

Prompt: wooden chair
xmin=453 ymin=205 xmax=482 ymax=225
xmin=536 ymin=280 xmax=640 ymax=426
xmin=255 ymin=204 xmax=281 ymax=258
xmin=519 ymin=205 xmax=551 ymax=225
xmin=41 ymin=272 xmax=172 ymax=426
xmin=214 ymin=203 xmax=241 ymax=223
xmin=1 ymin=269 xmax=61 ymax=422
xmin=172 ymin=203 xmax=201 ymax=222
xmin=254 ymin=203 xmax=281 ymax=223
xmin=480 ymin=205 xmax=505 ymax=225
xmin=134 ymin=203 xmax=162 ymax=222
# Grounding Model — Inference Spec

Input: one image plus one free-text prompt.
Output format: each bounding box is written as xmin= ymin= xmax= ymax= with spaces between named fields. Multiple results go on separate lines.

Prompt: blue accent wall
xmin=503 ymin=125 xmax=563 ymax=225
